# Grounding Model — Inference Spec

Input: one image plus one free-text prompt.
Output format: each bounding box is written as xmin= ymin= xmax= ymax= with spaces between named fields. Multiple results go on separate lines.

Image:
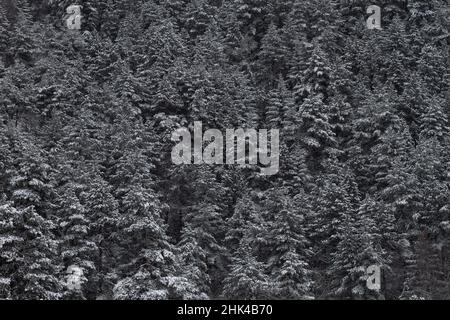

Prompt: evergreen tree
xmin=298 ymin=94 xmax=337 ymax=167
xmin=2 ymin=0 xmax=450 ymax=301
xmin=257 ymin=23 xmax=289 ymax=85
xmin=266 ymin=189 xmax=314 ymax=299
xmin=419 ymin=96 xmax=449 ymax=140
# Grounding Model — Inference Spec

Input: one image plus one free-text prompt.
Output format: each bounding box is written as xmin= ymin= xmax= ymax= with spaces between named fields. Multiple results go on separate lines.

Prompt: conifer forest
xmin=0 ymin=0 xmax=450 ymax=300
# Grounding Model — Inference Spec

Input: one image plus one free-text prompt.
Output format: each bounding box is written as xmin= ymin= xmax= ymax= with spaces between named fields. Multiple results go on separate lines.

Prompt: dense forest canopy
xmin=0 ymin=0 xmax=449 ymax=300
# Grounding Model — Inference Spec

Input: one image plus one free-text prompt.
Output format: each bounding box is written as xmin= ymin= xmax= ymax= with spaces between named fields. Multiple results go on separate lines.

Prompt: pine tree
xmin=56 ymin=182 xmax=98 ymax=299
xmin=18 ymin=205 xmax=63 ymax=299
xmin=417 ymin=44 xmax=449 ymax=95
xmin=8 ymin=2 xmax=36 ymax=65
xmin=183 ymin=0 xmax=216 ymax=39
xmin=176 ymin=228 xmax=211 ymax=299
xmin=0 ymin=203 xmax=63 ymax=299
xmin=112 ymin=247 xmax=179 ymax=300
xmin=298 ymin=94 xmax=337 ymax=167
xmin=307 ymin=162 xmax=361 ymax=296
xmin=288 ymin=0 xmax=336 ymax=41
xmin=401 ymin=232 xmax=450 ymax=300
xmin=0 ymin=202 xmax=23 ymax=299
xmin=297 ymin=44 xmax=331 ymax=100
xmin=266 ymin=77 xmax=293 ymax=128
xmin=0 ymin=5 xmax=12 ymax=62
xmin=265 ymin=189 xmax=314 ymax=299
xmin=419 ymin=96 xmax=449 ymax=140
xmin=2 ymin=0 xmax=450 ymax=301
xmin=225 ymin=192 xmax=261 ymax=253
xmin=257 ymin=23 xmax=289 ymax=85
xmin=223 ymin=243 xmax=272 ymax=299
xmin=328 ymin=196 xmax=392 ymax=299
